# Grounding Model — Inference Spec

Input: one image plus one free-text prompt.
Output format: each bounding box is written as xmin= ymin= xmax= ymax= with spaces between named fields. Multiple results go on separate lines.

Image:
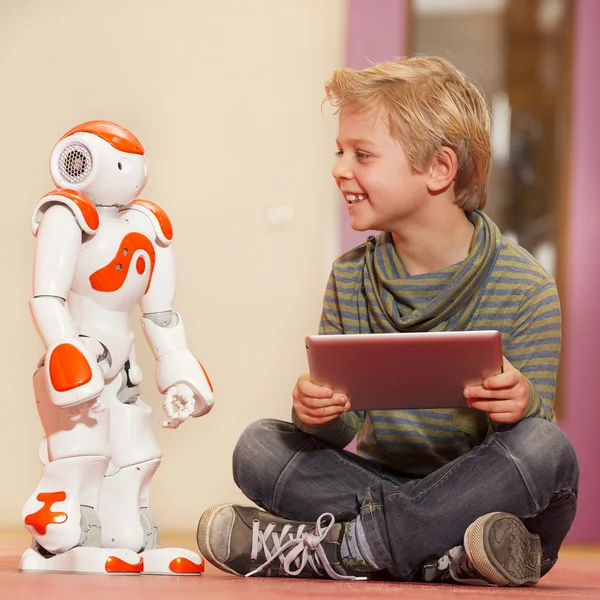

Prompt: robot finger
xmin=67 ymin=407 xmax=82 ymax=422
xmin=163 ymin=391 xmax=176 ymax=418
xmin=89 ymin=399 xmax=106 ymax=413
xmin=162 ymin=417 xmax=181 ymax=429
xmin=183 ymin=396 xmax=195 ymax=416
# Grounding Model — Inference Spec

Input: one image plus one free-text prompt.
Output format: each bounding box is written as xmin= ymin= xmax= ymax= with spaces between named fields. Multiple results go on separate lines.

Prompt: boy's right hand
xmin=292 ymin=373 xmax=351 ymax=426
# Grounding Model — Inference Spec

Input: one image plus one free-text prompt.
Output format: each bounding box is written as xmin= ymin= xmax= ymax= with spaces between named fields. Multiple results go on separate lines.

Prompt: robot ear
xmin=54 ymin=142 xmax=93 ymax=186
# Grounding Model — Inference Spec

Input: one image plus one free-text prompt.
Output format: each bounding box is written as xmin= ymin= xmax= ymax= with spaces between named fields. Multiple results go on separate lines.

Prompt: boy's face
xmin=333 ymin=104 xmax=429 ymax=233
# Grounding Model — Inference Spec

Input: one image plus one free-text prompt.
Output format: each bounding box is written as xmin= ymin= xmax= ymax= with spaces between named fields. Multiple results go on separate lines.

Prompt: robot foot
xmin=139 ymin=547 xmax=204 ymax=575
xmin=20 ymin=546 xmax=144 ymax=574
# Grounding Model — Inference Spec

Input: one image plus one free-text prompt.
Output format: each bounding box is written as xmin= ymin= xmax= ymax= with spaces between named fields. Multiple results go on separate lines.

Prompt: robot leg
xmin=22 ymin=454 xmax=108 ymax=555
xmin=98 ymin=375 xmax=203 ymax=575
xmin=99 ymin=458 xmax=161 ymax=552
xmin=20 ymin=364 xmax=143 ymax=574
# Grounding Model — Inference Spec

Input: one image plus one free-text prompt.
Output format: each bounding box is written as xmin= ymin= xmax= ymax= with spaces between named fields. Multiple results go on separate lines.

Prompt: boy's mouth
xmin=344 ymin=193 xmax=368 ymax=205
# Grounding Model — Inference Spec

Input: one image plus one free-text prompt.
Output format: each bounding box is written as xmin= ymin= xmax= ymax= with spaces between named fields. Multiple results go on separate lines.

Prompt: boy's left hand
xmin=464 ymin=356 xmax=530 ymax=423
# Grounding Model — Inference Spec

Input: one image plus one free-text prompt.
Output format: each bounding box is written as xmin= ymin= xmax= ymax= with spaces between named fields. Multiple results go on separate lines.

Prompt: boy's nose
xmin=332 ymin=158 xmax=353 ymax=181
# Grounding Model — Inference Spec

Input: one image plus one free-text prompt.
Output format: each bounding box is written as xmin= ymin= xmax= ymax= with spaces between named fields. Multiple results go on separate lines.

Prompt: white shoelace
xmin=245 ymin=512 xmax=366 ymax=581
xmin=438 ymin=546 xmax=493 ymax=586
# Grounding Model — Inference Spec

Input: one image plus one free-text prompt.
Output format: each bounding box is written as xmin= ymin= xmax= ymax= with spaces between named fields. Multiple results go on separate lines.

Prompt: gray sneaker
xmin=423 ymin=512 xmax=542 ymax=586
xmin=197 ymin=503 xmax=366 ymax=581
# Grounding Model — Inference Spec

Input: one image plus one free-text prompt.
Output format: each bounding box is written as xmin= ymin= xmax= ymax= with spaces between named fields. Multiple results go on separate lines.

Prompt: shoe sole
xmin=464 ymin=512 xmax=541 ymax=586
xmin=196 ymin=503 xmax=242 ymax=576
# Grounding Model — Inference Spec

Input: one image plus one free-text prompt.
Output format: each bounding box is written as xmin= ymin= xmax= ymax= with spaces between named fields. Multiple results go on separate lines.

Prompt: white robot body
xmin=21 ymin=121 xmax=212 ymax=576
xmin=70 ymin=209 xmax=152 ymax=380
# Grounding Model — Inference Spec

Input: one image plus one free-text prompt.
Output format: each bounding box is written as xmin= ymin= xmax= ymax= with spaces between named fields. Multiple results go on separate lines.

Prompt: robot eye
xmin=58 ymin=144 xmax=92 ymax=184
xmin=117 ymin=158 xmax=131 ymax=173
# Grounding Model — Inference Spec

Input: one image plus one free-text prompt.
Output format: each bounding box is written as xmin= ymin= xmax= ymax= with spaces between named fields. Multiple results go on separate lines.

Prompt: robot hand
xmin=142 ymin=313 xmax=214 ymax=422
xmin=162 ymin=383 xmax=197 ymax=429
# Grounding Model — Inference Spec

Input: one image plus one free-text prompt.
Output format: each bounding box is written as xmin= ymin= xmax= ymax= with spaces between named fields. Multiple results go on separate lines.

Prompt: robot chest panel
xmin=74 ymin=216 xmax=156 ymax=311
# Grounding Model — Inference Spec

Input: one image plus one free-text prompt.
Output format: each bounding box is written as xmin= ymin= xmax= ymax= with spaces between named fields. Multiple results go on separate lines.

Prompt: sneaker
xmin=423 ymin=512 xmax=541 ymax=587
xmin=423 ymin=545 xmax=493 ymax=586
xmin=197 ymin=503 xmax=366 ymax=580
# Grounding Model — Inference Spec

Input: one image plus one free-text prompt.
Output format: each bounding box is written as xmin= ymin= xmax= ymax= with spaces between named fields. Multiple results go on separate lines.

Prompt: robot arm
xmin=121 ymin=201 xmax=214 ymax=427
xmin=30 ymin=193 xmax=105 ymax=410
xmin=141 ymin=313 xmax=214 ymax=427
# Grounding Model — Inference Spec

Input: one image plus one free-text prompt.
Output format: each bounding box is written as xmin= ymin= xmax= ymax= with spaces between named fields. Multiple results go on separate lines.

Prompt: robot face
xmin=50 ymin=121 xmax=148 ymax=207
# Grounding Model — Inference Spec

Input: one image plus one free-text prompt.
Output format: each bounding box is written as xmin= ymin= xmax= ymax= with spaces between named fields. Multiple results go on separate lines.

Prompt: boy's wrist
xmin=292 ymin=407 xmax=326 ymax=432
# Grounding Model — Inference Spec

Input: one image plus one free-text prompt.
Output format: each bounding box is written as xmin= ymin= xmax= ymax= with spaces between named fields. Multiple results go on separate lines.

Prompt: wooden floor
xmin=2 ymin=533 xmax=600 ymax=600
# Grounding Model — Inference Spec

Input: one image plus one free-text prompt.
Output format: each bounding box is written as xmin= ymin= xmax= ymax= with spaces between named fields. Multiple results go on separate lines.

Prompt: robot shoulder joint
xmin=121 ymin=199 xmax=173 ymax=246
xmin=32 ymin=189 xmax=99 ymax=237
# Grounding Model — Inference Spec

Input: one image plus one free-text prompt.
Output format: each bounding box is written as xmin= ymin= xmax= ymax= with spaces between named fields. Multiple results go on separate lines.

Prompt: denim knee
xmin=497 ymin=418 xmax=579 ymax=509
xmin=232 ymin=418 xmax=298 ymax=503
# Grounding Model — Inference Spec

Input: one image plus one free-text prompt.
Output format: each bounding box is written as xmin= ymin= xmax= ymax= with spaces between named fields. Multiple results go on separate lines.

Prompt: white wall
xmin=0 ymin=0 xmax=345 ymax=534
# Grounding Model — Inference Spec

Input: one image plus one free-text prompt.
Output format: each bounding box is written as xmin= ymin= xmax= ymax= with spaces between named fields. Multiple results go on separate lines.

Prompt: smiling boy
xmin=197 ymin=56 xmax=578 ymax=586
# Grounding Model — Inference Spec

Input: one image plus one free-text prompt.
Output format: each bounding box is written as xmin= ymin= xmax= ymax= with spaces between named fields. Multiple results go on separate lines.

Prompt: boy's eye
xmin=334 ymin=149 xmax=370 ymax=160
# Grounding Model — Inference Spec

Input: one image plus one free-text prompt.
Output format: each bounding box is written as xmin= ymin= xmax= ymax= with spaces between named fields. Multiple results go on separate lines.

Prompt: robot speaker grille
xmin=58 ymin=143 xmax=93 ymax=184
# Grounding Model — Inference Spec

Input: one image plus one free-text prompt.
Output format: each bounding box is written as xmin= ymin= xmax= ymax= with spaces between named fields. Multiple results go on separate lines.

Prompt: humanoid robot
xmin=20 ymin=120 xmax=214 ymax=575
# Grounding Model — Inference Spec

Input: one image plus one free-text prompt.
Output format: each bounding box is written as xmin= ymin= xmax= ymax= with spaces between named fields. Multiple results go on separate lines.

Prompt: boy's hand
xmin=464 ymin=356 xmax=530 ymax=423
xmin=293 ymin=373 xmax=351 ymax=426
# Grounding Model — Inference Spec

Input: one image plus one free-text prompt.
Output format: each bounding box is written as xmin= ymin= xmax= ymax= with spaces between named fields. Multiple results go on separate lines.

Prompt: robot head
xmin=49 ymin=120 xmax=148 ymax=207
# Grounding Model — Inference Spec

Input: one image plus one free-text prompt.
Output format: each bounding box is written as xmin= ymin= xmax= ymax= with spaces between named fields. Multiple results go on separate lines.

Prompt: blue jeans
xmin=232 ymin=417 xmax=578 ymax=580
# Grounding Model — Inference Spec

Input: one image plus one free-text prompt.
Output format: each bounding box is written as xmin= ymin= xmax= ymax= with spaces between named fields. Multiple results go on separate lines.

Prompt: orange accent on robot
xmin=41 ymin=188 xmax=99 ymax=232
xmin=197 ymin=359 xmax=214 ymax=392
xmin=24 ymin=492 xmax=68 ymax=535
xmin=131 ymin=199 xmax=174 ymax=241
xmin=49 ymin=344 xmax=93 ymax=392
xmin=89 ymin=233 xmax=156 ymax=293
xmin=105 ymin=555 xmax=144 ymax=573
xmin=169 ymin=556 xmax=204 ymax=574
xmin=60 ymin=120 xmax=145 ymax=155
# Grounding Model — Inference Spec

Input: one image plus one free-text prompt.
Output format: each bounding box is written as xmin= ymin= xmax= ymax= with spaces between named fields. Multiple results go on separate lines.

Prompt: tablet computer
xmin=305 ymin=330 xmax=503 ymax=410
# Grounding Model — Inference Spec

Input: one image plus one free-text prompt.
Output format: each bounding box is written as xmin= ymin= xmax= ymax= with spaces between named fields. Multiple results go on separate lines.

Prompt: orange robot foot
xmin=19 ymin=546 xmax=143 ymax=575
xmin=139 ymin=548 xmax=204 ymax=575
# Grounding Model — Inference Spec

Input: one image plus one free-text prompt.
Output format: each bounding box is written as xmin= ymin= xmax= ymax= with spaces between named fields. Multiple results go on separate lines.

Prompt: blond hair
xmin=325 ymin=56 xmax=491 ymax=212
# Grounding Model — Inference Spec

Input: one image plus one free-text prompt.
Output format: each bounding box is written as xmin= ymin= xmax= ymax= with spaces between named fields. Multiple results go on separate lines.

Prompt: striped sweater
xmin=293 ymin=211 xmax=561 ymax=477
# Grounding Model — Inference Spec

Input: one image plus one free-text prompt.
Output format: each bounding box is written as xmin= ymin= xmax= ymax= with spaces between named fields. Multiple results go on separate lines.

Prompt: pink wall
xmin=558 ymin=0 xmax=600 ymax=542
xmin=341 ymin=0 xmax=409 ymax=253
xmin=343 ymin=0 xmax=599 ymax=541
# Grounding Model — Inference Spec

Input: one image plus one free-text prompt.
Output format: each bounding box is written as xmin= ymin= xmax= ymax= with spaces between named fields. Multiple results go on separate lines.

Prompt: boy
xmin=197 ymin=56 xmax=578 ymax=586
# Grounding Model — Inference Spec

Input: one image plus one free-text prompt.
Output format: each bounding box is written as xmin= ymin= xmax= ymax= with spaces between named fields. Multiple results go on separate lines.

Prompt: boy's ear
xmin=426 ymin=146 xmax=458 ymax=194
